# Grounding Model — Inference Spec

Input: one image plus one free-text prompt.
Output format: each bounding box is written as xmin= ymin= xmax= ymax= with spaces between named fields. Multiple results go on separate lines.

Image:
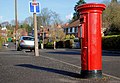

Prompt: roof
xmin=63 ymin=20 xmax=80 ymax=28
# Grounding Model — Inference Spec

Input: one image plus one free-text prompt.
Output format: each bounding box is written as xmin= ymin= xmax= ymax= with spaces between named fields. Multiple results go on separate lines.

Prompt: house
xmin=0 ymin=27 xmax=7 ymax=37
xmin=62 ymin=20 xmax=81 ymax=48
xmin=63 ymin=19 xmax=105 ymax=38
xmin=63 ymin=20 xmax=80 ymax=39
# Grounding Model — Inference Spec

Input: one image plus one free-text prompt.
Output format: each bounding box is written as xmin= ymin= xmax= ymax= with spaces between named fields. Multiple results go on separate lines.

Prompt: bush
xmin=0 ymin=36 xmax=4 ymax=48
xmin=64 ymin=39 xmax=74 ymax=48
xmin=102 ymin=35 xmax=120 ymax=50
xmin=56 ymin=41 xmax=64 ymax=48
xmin=44 ymin=42 xmax=54 ymax=49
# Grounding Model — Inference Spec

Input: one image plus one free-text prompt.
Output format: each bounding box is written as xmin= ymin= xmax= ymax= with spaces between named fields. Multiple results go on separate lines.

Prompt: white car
xmin=17 ymin=36 xmax=35 ymax=51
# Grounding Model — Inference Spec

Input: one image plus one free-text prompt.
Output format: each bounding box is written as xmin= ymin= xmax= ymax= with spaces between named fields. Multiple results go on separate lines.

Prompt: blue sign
xmin=30 ymin=2 xmax=40 ymax=13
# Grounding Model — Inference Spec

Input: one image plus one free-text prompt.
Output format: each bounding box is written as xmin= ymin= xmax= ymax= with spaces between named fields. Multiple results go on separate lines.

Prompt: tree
xmin=37 ymin=8 xmax=65 ymax=49
xmin=103 ymin=0 xmax=120 ymax=35
xmin=6 ymin=24 xmax=14 ymax=37
xmin=24 ymin=16 xmax=33 ymax=26
xmin=49 ymin=26 xmax=65 ymax=49
xmin=102 ymin=0 xmax=110 ymax=5
xmin=37 ymin=8 xmax=52 ymax=27
xmin=0 ymin=24 xmax=1 ymax=29
xmin=20 ymin=23 xmax=28 ymax=32
xmin=72 ymin=0 xmax=86 ymax=22
xmin=51 ymin=11 xmax=63 ymax=26
xmin=6 ymin=24 xmax=13 ymax=30
xmin=7 ymin=30 xmax=13 ymax=37
xmin=111 ymin=0 xmax=117 ymax=3
xmin=50 ymin=12 xmax=64 ymax=49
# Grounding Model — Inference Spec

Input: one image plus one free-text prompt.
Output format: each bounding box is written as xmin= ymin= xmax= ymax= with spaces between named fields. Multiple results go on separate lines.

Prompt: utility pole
xmin=33 ymin=0 xmax=39 ymax=56
xmin=15 ymin=0 xmax=18 ymax=49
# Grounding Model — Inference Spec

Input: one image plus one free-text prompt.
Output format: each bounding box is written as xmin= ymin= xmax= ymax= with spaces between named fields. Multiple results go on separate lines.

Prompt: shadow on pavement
xmin=47 ymin=51 xmax=80 ymax=55
xmin=16 ymin=64 xmax=81 ymax=78
xmin=9 ymin=49 xmax=33 ymax=52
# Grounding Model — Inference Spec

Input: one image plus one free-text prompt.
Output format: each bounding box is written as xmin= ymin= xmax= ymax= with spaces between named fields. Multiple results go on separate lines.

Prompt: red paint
xmin=77 ymin=3 xmax=106 ymax=71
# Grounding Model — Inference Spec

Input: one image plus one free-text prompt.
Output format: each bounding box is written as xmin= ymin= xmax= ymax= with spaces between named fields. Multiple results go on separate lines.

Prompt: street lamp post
xmin=15 ymin=0 xmax=18 ymax=49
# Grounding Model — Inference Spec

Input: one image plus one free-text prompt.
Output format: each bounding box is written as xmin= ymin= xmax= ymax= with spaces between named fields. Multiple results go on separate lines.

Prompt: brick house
xmin=63 ymin=20 xmax=80 ymax=38
xmin=63 ymin=19 xmax=105 ymax=38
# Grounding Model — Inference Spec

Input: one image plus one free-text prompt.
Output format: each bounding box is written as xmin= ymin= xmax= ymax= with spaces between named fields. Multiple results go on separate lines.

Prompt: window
xmin=75 ymin=27 xmax=78 ymax=33
xmin=70 ymin=28 xmax=72 ymax=33
xmin=72 ymin=27 xmax=75 ymax=33
xmin=23 ymin=37 xmax=34 ymax=41
xmin=68 ymin=28 xmax=70 ymax=33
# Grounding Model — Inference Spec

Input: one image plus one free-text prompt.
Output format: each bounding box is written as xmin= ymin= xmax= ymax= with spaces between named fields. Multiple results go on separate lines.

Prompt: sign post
xmin=30 ymin=0 xmax=40 ymax=56
xmin=30 ymin=1 xmax=40 ymax=13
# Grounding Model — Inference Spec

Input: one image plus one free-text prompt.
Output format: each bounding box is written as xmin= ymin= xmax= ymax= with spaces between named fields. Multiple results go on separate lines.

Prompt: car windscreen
xmin=23 ymin=37 xmax=34 ymax=41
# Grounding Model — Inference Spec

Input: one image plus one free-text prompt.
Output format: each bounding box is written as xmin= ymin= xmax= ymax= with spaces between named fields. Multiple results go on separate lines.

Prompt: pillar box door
xmin=77 ymin=3 xmax=106 ymax=78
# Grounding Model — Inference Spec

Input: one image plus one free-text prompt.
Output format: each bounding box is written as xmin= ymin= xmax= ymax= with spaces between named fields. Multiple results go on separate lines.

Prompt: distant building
xmin=63 ymin=19 xmax=105 ymax=38
xmin=62 ymin=20 xmax=80 ymax=38
xmin=1 ymin=21 xmax=9 ymax=27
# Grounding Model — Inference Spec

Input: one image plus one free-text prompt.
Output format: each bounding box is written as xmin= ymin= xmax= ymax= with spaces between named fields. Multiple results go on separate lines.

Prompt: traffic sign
xmin=29 ymin=1 xmax=40 ymax=13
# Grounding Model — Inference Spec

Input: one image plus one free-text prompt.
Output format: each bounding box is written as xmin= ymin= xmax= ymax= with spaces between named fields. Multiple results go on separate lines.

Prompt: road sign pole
xmin=33 ymin=0 xmax=39 ymax=56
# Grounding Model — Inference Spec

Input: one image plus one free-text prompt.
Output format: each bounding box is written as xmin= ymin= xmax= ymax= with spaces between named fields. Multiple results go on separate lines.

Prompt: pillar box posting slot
xmin=77 ymin=3 xmax=106 ymax=78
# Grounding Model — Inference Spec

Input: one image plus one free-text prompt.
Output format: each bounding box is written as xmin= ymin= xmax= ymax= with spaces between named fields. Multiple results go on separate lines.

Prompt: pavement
xmin=0 ymin=43 xmax=120 ymax=83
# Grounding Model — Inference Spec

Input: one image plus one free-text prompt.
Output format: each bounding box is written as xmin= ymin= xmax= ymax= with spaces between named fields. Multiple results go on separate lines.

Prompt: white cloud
xmin=66 ymin=13 xmax=73 ymax=20
xmin=0 ymin=16 xmax=2 ymax=20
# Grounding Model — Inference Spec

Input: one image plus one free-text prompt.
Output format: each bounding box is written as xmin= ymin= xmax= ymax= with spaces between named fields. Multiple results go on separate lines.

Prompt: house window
xmin=67 ymin=28 xmax=68 ymax=33
xmin=68 ymin=28 xmax=70 ymax=33
xmin=75 ymin=27 xmax=78 ymax=33
xmin=70 ymin=28 xmax=72 ymax=33
xmin=72 ymin=27 xmax=75 ymax=33
xmin=68 ymin=27 xmax=76 ymax=33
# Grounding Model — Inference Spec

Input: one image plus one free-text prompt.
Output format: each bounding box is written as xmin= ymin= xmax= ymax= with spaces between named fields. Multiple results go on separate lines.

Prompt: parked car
xmin=17 ymin=36 xmax=35 ymax=51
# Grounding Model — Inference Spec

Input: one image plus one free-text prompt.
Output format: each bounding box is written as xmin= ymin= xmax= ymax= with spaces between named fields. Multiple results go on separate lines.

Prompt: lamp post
xmin=15 ymin=0 xmax=18 ymax=49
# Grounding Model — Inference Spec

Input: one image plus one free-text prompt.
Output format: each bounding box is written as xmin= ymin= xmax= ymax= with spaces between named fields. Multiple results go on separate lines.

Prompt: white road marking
xmin=41 ymin=55 xmax=81 ymax=69
xmin=41 ymin=55 xmax=120 ymax=81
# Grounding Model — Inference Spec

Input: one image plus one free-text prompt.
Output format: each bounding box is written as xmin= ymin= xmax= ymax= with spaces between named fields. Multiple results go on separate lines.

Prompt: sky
xmin=0 ymin=0 xmax=106 ymax=23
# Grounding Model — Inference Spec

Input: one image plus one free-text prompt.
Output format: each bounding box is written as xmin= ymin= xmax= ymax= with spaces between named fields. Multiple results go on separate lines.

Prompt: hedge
xmin=102 ymin=35 xmax=120 ymax=50
xmin=44 ymin=39 xmax=75 ymax=49
xmin=44 ymin=42 xmax=54 ymax=49
xmin=56 ymin=41 xmax=64 ymax=48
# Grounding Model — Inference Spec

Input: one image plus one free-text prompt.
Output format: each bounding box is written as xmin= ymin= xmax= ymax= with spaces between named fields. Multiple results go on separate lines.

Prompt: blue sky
xmin=0 ymin=0 xmax=106 ymax=23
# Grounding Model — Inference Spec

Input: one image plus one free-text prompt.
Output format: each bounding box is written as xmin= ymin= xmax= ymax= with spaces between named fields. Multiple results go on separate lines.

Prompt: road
xmin=0 ymin=42 xmax=120 ymax=83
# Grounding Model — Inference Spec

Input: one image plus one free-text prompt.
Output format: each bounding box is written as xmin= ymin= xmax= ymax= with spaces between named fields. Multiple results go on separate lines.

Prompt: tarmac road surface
xmin=0 ymin=42 xmax=120 ymax=83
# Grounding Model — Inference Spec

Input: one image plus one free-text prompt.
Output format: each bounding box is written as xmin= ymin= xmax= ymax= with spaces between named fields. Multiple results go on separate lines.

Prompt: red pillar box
xmin=77 ymin=3 xmax=106 ymax=78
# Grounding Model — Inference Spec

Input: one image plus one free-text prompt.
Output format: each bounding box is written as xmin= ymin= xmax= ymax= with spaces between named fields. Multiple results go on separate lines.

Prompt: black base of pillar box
xmin=80 ymin=70 xmax=102 ymax=78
